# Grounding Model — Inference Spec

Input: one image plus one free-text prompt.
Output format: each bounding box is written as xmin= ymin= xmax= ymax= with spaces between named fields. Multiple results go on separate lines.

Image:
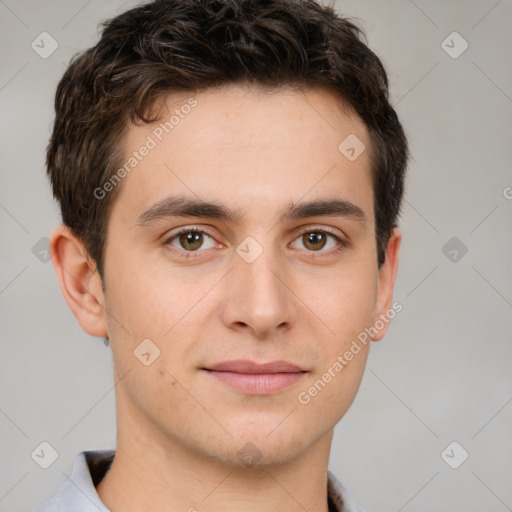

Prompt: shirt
xmin=33 ymin=449 xmax=365 ymax=512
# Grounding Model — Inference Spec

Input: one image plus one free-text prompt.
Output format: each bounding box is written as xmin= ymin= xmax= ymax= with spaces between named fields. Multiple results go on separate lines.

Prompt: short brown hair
xmin=47 ymin=0 xmax=409 ymax=280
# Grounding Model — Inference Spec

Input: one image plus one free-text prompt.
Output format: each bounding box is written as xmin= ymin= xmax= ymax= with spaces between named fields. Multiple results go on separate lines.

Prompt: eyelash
xmin=162 ymin=226 xmax=347 ymax=259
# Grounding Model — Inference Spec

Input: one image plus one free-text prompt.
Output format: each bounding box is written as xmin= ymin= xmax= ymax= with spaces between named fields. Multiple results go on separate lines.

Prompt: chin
xmin=194 ymin=423 xmax=317 ymax=469
xmin=211 ymin=441 xmax=304 ymax=469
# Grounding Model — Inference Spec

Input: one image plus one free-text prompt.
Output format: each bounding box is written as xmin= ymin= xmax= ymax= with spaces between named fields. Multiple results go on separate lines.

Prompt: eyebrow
xmin=136 ymin=194 xmax=367 ymax=227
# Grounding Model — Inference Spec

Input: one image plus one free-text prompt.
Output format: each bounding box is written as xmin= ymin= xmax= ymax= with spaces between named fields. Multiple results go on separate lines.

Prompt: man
xmin=35 ymin=0 xmax=408 ymax=510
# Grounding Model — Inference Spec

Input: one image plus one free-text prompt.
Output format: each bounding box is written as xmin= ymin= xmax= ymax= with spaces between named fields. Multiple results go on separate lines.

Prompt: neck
xmin=96 ymin=392 xmax=334 ymax=512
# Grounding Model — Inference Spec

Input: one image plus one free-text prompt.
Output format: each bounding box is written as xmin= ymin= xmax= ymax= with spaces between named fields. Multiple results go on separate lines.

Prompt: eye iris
xmin=179 ymin=231 xmax=203 ymax=250
xmin=303 ymin=232 xmax=327 ymax=251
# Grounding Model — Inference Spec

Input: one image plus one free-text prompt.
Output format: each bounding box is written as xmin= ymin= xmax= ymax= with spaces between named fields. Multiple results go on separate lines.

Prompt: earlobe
xmin=49 ymin=225 xmax=108 ymax=338
xmin=371 ymin=227 xmax=402 ymax=342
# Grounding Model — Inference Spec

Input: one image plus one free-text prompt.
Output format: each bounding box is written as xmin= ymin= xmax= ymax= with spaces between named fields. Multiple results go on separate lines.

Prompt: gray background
xmin=1 ymin=1 xmax=511 ymax=511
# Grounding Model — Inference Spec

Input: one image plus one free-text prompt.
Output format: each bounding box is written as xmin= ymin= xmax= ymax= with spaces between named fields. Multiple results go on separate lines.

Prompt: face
xmin=92 ymin=84 xmax=399 ymax=467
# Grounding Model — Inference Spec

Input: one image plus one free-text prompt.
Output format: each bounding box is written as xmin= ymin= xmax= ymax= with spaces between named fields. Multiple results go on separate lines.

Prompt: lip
xmin=203 ymin=359 xmax=308 ymax=394
xmin=206 ymin=360 xmax=305 ymax=373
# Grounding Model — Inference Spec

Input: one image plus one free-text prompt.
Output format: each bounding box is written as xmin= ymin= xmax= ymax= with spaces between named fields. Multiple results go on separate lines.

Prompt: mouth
xmin=202 ymin=360 xmax=308 ymax=394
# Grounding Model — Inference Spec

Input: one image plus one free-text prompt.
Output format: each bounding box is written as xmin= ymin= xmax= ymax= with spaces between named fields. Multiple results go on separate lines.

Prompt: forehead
xmin=114 ymin=84 xmax=374 ymax=224
xmin=133 ymin=83 xmax=369 ymax=147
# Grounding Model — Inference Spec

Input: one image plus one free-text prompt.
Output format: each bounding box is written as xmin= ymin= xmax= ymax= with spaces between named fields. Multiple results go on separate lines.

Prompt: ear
xmin=49 ymin=225 xmax=108 ymax=338
xmin=371 ymin=227 xmax=402 ymax=342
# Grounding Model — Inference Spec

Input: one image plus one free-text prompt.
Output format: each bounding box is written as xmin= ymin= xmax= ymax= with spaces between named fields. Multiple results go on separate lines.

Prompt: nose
xmin=219 ymin=246 xmax=297 ymax=339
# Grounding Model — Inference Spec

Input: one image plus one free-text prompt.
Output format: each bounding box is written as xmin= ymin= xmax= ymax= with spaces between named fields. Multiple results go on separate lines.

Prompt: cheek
xmin=294 ymin=345 xmax=370 ymax=439
xmin=102 ymin=251 xmax=212 ymax=384
xmin=293 ymin=261 xmax=376 ymax=415
xmin=103 ymin=248 xmax=184 ymax=336
xmin=297 ymin=267 xmax=375 ymax=416
xmin=311 ymin=264 xmax=378 ymax=340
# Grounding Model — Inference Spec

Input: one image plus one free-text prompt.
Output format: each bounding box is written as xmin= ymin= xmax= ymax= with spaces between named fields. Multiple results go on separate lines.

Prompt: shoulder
xmin=31 ymin=450 xmax=114 ymax=512
xmin=327 ymin=470 xmax=367 ymax=512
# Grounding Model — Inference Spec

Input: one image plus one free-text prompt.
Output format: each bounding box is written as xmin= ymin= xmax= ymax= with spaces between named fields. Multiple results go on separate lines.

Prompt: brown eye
xmin=302 ymin=232 xmax=328 ymax=251
xmin=178 ymin=231 xmax=203 ymax=250
xmin=166 ymin=229 xmax=216 ymax=252
xmin=292 ymin=229 xmax=346 ymax=256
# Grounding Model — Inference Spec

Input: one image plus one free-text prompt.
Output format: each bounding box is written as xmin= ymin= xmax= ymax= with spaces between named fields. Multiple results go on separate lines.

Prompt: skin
xmin=50 ymin=84 xmax=401 ymax=512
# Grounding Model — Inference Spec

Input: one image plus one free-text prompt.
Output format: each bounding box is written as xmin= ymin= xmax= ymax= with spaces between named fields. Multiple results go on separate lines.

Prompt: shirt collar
xmin=34 ymin=450 xmax=364 ymax=512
